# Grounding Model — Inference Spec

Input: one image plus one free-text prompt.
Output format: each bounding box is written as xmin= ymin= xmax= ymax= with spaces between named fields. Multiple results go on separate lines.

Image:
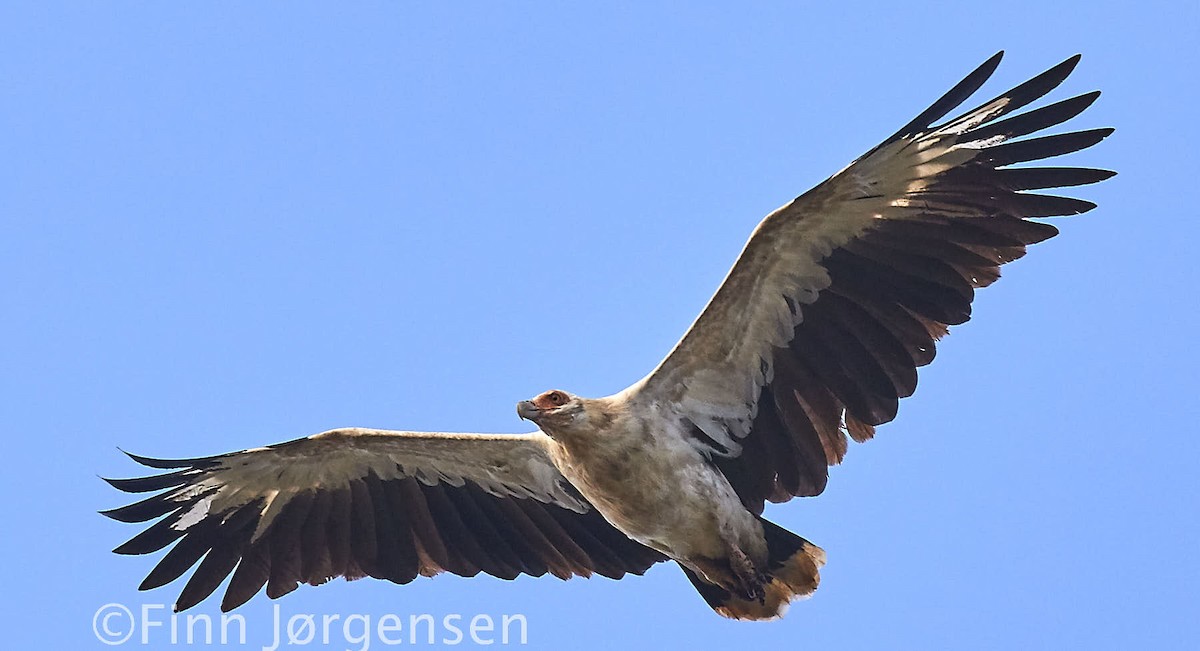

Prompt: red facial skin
xmin=532 ymin=391 xmax=569 ymax=411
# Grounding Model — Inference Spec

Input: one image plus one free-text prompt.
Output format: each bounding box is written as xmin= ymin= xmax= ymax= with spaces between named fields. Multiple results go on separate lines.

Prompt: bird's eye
xmin=550 ymin=392 xmax=566 ymax=405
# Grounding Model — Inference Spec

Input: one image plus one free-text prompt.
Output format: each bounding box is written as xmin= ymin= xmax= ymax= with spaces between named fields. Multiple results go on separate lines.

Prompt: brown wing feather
xmin=633 ymin=53 xmax=1113 ymax=513
xmin=102 ymin=429 xmax=666 ymax=612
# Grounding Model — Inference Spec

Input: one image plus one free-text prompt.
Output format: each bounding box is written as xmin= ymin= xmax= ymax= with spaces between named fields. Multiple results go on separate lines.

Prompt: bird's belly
xmin=555 ymin=435 xmax=750 ymax=559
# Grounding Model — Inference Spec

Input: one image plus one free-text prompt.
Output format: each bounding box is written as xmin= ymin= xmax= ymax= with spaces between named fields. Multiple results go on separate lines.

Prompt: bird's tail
xmin=682 ymin=517 xmax=826 ymax=621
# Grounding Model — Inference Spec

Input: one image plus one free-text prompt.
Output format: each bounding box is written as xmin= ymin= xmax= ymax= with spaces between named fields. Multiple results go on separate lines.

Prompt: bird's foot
xmin=728 ymin=546 xmax=768 ymax=604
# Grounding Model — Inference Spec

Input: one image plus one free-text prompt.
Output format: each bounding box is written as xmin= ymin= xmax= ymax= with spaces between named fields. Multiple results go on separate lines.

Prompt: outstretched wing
xmin=103 ymin=428 xmax=665 ymax=612
xmin=633 ymin=52 xmax=1113 ymax=513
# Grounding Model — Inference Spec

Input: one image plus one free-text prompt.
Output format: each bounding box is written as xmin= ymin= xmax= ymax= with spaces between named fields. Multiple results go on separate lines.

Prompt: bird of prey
xmin=103 ymin=52 xmax=1113 ymax=620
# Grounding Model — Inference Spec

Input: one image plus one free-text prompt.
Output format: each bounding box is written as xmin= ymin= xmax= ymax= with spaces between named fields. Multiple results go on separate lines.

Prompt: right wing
xmin=630 ymin=53 xmax=1112 ymax=512
xmin=102 ymin=428 xmax=666 ymax=612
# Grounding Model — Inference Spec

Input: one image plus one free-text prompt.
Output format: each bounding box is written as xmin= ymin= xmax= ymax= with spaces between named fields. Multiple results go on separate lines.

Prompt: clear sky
xmin=3 ymin=2 xmax=1197 ymax=650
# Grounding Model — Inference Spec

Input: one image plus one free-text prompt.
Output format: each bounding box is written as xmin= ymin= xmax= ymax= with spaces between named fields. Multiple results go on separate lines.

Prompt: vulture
xmin=103 ymin=52 xmax=1113 ymax=621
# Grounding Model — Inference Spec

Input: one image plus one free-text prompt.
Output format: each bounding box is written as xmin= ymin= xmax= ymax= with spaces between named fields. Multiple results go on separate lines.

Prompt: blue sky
xmin=3 ymin=2 xmax=1197 ymax=649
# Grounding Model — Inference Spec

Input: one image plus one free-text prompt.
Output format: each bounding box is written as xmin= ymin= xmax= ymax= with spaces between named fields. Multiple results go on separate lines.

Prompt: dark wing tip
xmin=1078 ymin=168 xmax=1117 ymax=184
xmin=1079 ymin=88 xmax=1101 ymax=104
xmin=99 ymin=491 xmax=181 ymax=523
xmin=101 ymin=469 xmax=196 ymax=494
xmin=1070 ymin=199 xmax=1098 ymax=214
xmin=112 ymin=541 xmax=147 ymax=555
xmin=1022 ymin=53 xmax=1082 ymax=95
xmin=979 ymin=50 xmax=1005 ymax=74
xmin=120 ymin=448 xmax=216 ymax=469
xmin=1046 ymin=53 xmax=1083 ymax=83
xmin=952 ymin=52 xmax=1087 ymax=131
xmin=98 ymin=505 xmax=134 ymax=522
xmin=890 ymin=51 xmax=1005 ymax=140
xmin=101 ymin=475 xmax=147 ymax=492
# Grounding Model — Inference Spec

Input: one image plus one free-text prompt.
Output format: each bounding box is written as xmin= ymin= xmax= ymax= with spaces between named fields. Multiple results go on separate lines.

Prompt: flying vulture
xmin=103 ymin=52 xmax=1113 ymax=620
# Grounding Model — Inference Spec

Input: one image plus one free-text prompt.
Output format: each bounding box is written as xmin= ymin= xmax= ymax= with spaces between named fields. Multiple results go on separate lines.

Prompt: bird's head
xmin=517 ymin=390 xmax=594 ymax=438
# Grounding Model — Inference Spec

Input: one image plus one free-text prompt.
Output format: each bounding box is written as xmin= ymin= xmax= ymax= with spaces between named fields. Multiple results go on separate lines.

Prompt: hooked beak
xmin=516 ymin=400 xmax=541 ymax=422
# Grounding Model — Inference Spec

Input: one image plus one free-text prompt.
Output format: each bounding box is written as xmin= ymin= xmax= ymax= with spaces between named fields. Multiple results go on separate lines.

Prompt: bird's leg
xmin=689 ymin=548 xmax=768 ymax=603
xmin=728 ymin=545 xmax=768 ymax=604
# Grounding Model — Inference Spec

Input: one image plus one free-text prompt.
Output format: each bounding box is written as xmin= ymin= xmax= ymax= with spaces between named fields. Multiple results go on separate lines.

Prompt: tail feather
xmin=683 ymin=517 xmax=826 ymax=621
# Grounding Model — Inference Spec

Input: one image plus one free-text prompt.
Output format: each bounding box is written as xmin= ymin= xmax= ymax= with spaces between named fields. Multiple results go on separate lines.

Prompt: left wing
xmin=630 ymin=53 xmax=1113 ymax=513
xmin=103 ymin=428 xmax=665 ymax=612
